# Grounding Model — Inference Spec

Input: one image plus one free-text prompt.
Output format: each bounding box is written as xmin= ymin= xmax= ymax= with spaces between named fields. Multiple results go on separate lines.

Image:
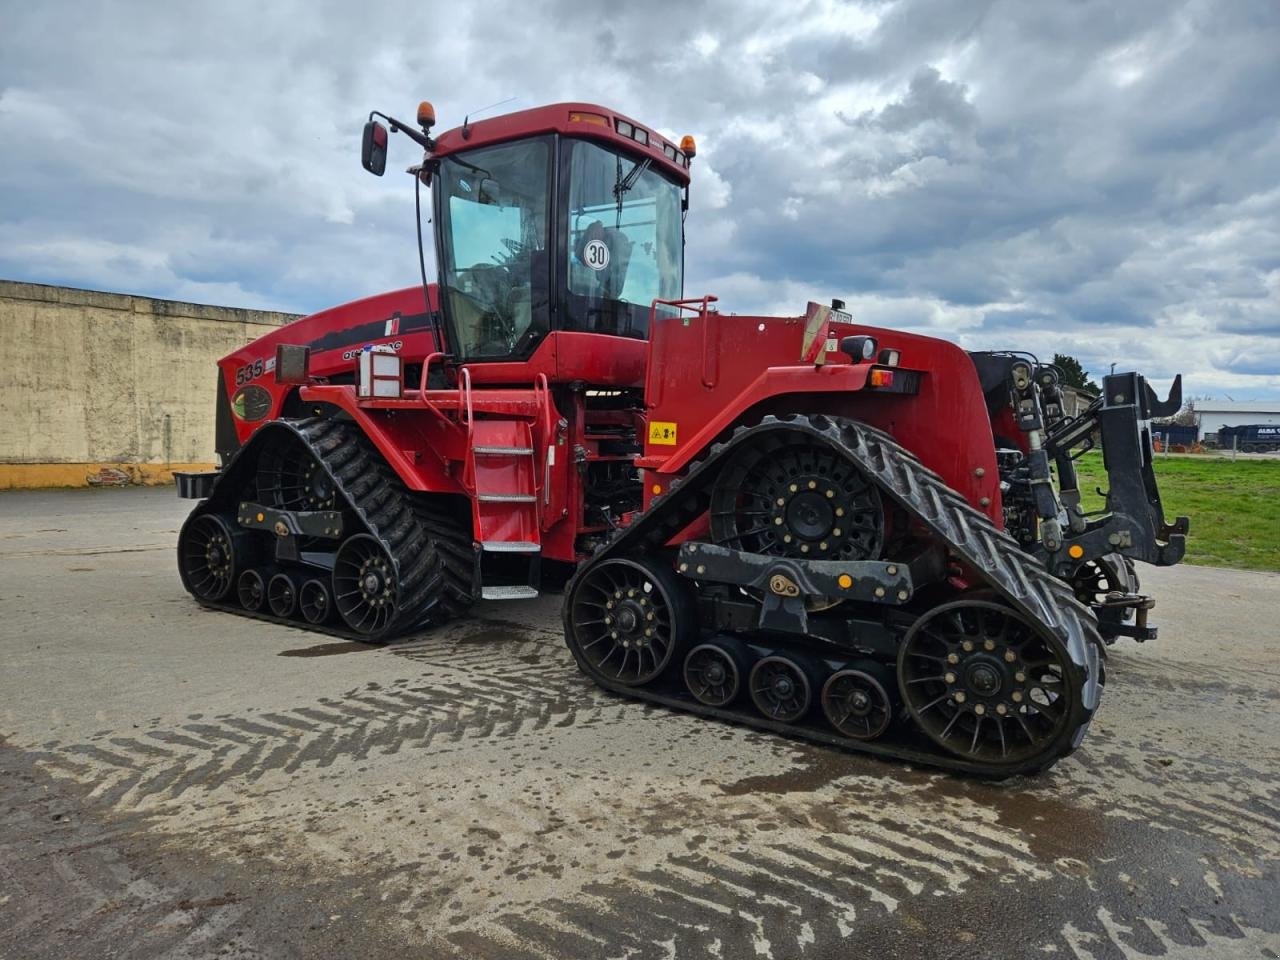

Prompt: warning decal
xmin=648 ymin=421 xmax=678 ymax=446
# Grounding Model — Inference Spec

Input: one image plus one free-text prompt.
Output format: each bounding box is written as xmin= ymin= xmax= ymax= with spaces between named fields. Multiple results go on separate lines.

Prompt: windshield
xmin=562 ymin=139 xmax=683 ymax=339
xmin=437 ymin=137 xmax=552 ymax=359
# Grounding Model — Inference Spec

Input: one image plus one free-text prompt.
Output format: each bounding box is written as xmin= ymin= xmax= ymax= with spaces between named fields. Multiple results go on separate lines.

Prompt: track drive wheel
xmin=710 ymin=435 xmax=884 ymax=562
xmin=566 ymin=556 xmax=694 ymax=687
xmin=177 ymin=515 xmax=239 ymax=601
xmin=897 ymin=600 xmax=1086 ymax=769
xmin=255 ymin=433 xmax=337 ymax=511
xmin=333 ymin=534 xmax=398 ymax=636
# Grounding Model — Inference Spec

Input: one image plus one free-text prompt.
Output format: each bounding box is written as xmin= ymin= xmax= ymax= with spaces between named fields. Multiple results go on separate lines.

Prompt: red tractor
xmin=176 ymin=101 xmax=1187 ymax=777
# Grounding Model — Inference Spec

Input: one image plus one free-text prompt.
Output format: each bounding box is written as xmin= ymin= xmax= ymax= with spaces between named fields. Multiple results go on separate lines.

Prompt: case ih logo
xmin=342 ymin=340 xmax=402 ymax=361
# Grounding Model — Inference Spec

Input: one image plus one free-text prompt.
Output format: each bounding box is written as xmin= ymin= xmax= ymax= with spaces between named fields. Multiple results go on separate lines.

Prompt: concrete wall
xmin=0 ymin=281 xmax=298 ymax=488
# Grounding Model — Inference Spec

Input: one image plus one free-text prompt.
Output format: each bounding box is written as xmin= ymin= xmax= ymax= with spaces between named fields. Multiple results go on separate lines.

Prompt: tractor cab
xmin=363 ymin=102 xmax=694 ymax=368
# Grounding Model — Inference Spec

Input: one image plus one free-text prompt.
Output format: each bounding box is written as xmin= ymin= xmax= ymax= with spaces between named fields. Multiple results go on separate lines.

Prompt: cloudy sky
xmin=2 ymin=0 xmax=1277 ymax=399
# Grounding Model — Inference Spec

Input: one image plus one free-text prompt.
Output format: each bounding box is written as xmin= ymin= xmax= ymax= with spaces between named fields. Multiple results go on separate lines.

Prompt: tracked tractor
xmin=176 ymin=100 xmax=1188 ymax=778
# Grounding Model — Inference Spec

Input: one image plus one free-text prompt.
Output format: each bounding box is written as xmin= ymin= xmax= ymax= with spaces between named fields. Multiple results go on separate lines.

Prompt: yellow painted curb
xmin=0 ymin=463 xmax=217 ymax=490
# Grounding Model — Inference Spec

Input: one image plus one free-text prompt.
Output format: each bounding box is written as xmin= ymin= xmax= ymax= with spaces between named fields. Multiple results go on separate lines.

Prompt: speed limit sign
xmin=583 ymin=239 xmax=610 ymax=271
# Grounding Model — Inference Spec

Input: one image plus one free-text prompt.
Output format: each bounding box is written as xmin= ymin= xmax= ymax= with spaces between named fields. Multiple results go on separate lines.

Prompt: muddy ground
xmin=1 ymin=487 xmax=1277 ymax=959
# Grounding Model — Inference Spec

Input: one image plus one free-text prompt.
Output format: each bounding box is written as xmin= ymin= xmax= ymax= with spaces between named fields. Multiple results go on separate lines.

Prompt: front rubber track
xmin=563 ymin=413 xmax=1106 ymax=779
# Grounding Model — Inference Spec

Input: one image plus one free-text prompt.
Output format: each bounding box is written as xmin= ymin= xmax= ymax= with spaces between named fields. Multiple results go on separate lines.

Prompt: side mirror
xmin=361 ymin=120 xmax=388 ymax=176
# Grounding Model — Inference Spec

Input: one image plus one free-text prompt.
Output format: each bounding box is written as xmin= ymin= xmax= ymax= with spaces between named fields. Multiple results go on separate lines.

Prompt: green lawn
xmin=1071 ymin=452 xmax=1280 ymax=572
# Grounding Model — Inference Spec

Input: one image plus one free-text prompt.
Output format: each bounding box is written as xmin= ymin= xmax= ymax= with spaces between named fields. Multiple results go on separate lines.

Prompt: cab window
xmin=437 ymin=137 xmax=552 ymax=359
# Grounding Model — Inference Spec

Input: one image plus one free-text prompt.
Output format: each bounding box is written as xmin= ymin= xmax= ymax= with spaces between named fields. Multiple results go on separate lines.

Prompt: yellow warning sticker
xmin=649 ymin=421 xmax=678 ymax=446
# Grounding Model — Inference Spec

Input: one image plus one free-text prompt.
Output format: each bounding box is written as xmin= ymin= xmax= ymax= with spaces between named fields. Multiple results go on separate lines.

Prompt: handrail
xmin=458 ymin=366 xmax=473 ymax=430
xmin=648 ymin=294 xmax=719 ymax=333
xmin=533 ymin=372 xmax=554 ymax=508
xmin=413 ymin=351 xmax=463 ymax=432
xmin=417 ymin=351 xmax=446 ymax=395
xmin=646 ymin=295 xmax=720 ymax=406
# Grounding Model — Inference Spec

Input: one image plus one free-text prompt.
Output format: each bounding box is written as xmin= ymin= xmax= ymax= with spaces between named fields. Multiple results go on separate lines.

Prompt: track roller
xmin=822 ymin=663 xmax=893 ymax=740
xmin=177 ymin=515 xmax=239 ymax=601
xmin=749 ymin=654 xmax=817 ymax=723
xmin=267 ymin=573 xmax=301 ymax=618
xmin=299 ymin=578 xmax=333 ymax=625
xmin=333 ymin=534 xmax=398 ymax=636
xmin=683 ymin=638 xmax=751 ymax=707
xmin=237 ymin=569 xmax=267 ymax=611
xmin=565 ymin=555 xmax=694 ymax=687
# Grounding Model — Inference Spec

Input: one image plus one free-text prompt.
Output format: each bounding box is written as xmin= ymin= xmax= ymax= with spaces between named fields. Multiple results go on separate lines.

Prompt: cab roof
xmin=429 ymin=102 xmax=692 ymax=186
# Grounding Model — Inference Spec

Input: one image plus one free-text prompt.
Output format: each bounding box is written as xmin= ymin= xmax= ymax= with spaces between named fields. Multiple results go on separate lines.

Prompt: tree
xmin=1052 ymin=354 xmax=1100 ymax=395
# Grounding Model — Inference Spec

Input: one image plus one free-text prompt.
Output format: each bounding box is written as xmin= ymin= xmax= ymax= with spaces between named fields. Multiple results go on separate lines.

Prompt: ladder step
xmin=477 ymin=493 xmax=537 ymax=503
xmin=481 ymin=585 xmax=540 ymax=600
xmin=473 ymin=446 xmax=534 ymax=456
xmin=479 ymin=541 xmax=540 ymax=553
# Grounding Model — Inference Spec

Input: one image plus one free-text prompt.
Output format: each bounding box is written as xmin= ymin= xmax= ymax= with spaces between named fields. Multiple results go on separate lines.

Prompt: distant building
xmin=1196 ymin=402 xmax=1280 ymax=442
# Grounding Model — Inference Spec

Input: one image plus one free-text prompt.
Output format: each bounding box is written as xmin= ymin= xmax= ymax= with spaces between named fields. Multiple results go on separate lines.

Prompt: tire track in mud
xmin=429 ymin=760 xmax=1279 ymax=960
xmin=22 ymin=622 xmax=619 ymax=814
xmin=13 ymin=619 xmax=1280 ymax=959
xmin=0 ymin=741 xmax=431 ymax=960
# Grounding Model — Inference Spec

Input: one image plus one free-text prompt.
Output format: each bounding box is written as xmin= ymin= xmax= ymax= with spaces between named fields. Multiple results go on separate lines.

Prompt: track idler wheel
xmin=333 ymin=534 xmax=398 ymax=636
xmin=749 ymin=654 xmax=817 ymax=723
xmin=177 ymin=515 xmax=239 ymax=601
xmin=268 ymin=573 xmax=301 ymax=618
xmin=683 ymin=638 xmax=751 ymax=707
xmin=897 ymin=600 xmax=1085 ymax=768
xmin=822 ymin=662 xmax=893 ymax=740
xmin=566 ymin=556 xmax=694 ymax=687
xmin=237 ymin=569 xmax=267 ymax=611
xmin=299 ymin=578 xmax=333 ymax=625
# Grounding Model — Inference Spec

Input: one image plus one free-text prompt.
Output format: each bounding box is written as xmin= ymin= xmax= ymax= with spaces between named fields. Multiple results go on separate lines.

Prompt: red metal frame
xmin=212 ymin=104 xmax=1008 ymax=567
xmin=216 ymin=281 xmax=1006 ymax=564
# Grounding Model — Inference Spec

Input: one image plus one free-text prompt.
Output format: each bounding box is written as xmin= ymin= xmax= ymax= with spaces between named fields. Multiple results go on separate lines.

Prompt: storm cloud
xmin=1 ymin=0 xmax=1277 ymax=397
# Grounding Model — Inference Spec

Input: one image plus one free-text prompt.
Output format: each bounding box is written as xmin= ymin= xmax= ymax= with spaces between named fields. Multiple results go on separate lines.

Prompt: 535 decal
xmin=234 ymin=356 xmax=275 ymax=385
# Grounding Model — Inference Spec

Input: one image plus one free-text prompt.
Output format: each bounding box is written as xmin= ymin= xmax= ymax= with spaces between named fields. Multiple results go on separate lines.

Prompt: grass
xmin=1071 ymin=452 xmax=1280 ymax=572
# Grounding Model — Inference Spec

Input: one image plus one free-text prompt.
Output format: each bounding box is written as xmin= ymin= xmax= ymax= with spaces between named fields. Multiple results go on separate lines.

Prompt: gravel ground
xmin=1 ymin=487 xmax=1277 ymax=960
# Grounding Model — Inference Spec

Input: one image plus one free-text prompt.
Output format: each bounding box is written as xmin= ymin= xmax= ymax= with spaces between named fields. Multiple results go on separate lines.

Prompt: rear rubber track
xmin=179 ymin=417 xmax=476 ymax=639
xmin=563 ymin=413 xmax=1106 ymax=779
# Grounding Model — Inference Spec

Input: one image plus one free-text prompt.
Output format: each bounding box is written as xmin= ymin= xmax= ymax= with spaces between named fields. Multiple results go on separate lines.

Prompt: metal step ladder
xmin=466 ymin=419 xmax=541 ymax=600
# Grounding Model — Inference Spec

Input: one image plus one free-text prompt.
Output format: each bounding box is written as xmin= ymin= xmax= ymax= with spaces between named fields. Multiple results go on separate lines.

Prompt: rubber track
xmin=181 ymin=417 xmax=476 ymax=639
xmin=563 ymin=413 xmax=1105 ymax=778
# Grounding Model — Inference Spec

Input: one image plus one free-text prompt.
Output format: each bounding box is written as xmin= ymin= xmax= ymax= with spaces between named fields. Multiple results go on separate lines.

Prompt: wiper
xmin=448 ymin=154 xmax=493 ymax=180
xmin=614 ymin=156 xmax=652 ymax=220
xmin=614 ymin=157 xmax=651 ymax=199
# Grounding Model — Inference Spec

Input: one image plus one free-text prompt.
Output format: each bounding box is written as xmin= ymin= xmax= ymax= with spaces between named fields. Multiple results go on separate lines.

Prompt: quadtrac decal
xmin=342 ymin=340 xmax=403 ymax=362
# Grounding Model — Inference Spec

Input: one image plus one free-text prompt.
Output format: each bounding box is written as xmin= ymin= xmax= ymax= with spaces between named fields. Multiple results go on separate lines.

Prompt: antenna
xmin=461 ymin=96 xmax=517 ymax=140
